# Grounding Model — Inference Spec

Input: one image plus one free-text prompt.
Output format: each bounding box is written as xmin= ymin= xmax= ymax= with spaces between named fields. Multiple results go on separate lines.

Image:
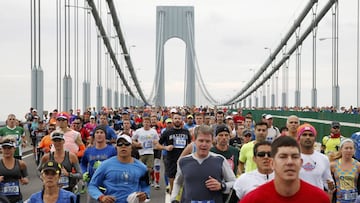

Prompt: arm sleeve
xmin=222 ymin=157 xmax=236 ymax=194
xmin=233 ymin=176 xmax=246 ymax=199
xmin=71 ymin=160 xmax=83 ymax=179
xmin=139 ymin=169 xmax=151 ymax=198
xmin=88 ymin=163 xmax=106 ymax=200
xmin=170 ymin=159 xmax=184 ymax=201
xmin=80 ymin=150 xmax=89 ymax=173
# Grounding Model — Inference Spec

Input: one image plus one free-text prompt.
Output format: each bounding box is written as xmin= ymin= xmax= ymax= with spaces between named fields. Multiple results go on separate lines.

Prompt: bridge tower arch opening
xmin=155 ymin=6 xmax=195 ymax=106
xmin=164 ymin=38 xmax=186 ymax=106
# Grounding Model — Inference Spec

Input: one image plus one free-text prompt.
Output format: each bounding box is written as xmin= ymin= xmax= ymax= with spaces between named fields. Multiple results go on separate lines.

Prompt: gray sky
xmin=0 ymin=0 xmax=358 ymax=120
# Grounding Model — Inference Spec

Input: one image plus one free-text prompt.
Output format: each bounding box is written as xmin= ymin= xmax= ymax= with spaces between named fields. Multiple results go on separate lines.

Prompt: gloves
xmin=83 ymin=172 xmax=90 ymax=182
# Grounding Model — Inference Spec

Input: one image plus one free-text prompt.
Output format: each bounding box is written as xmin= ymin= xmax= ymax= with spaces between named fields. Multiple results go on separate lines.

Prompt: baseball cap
xmin=1 ymin=139 xmax=16 ymax=148
xmin=187 ymin=115 xmax=193 ymax=119
xmin=165 ymin=118 xmax=173 ymax=123
xmin=243 ymin=130 xmax=252 ymax=137
xmin=51 ymin=132 xmax=65 ymax=140
xmin=225 ymin=115 xmax=233 ymax=120
xmin=41 ymin=161 xmax=61 ymax=174
xmin=265 ymin=114 xmax=273 ymax=119
xmin=297 ymin=123 xmax=317 ymax=140
xmin=331 ymin=121 xmax=340 ymax=128
xmin=215 ymin=124 xmax=230 ymax=136
xmin=262 ymin=114 xmax=267 ymax=119
xmin=90 ymin=115 xmax=95 ymax=119
xmin=32 ymin=109 xmax=37 ymax=112
xmin=56 ymin=112 xmax=69 ymax=120
xmin=170 ymin=108 xmax=177 ymax=113
xmin=122 ymin=110 xmax=129 ymax=115
xmin=116 ymin=134 xmax=132 ymax=144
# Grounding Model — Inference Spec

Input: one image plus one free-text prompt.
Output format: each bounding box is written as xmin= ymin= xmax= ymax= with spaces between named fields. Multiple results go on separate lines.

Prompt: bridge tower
xmin=154 ymin=6 xmax=195 ymax=106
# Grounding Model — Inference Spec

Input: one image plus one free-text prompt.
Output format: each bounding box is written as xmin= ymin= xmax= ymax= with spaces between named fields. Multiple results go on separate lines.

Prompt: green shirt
xmin=239 ymin=141 xmax=257 ymax=173
xmin=0 ymin=126 xmax=25 ymax=157
xmin=210 ymin=145 xmax=240 ymax=174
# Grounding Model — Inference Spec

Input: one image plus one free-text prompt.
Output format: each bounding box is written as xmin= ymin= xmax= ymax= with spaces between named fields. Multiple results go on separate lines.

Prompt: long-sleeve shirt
xmin=88 ymin=156 xmax=150 ymax=203
xmin=171 ymin=152 xmax=236 ymax=203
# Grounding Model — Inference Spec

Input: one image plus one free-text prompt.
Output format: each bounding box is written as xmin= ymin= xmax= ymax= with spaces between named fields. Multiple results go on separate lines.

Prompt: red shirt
xmin=240 ymin=180 xmax=329 ymax=203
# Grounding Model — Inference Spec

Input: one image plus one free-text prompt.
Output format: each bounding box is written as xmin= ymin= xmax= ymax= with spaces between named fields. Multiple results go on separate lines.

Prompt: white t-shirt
xmin=266 ymin=126 xmax=280 ymax=143
xmin=300 ymin=151 xmax=333 ymax=190
xmin=132 ymin=127 xmax=159 ymax=155
xmin=233 ymin=169 xmax=274 ymax=200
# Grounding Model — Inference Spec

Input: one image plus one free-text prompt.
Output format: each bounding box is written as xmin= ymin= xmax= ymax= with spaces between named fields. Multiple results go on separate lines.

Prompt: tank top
xmin=49 ymin=151 xmax=75 ymax=191
xmin=63 ymin=130 xmax=80 ymax=154
xmin=334 ymin=159 xmax=359 ymax=203
xmin=0 ymin=159 xmax=23 ymax=202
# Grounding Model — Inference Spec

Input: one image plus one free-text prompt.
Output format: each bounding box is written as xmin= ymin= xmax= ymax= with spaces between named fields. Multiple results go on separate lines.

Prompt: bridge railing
xmin=245 ymin=110 xmax=360 ymax=142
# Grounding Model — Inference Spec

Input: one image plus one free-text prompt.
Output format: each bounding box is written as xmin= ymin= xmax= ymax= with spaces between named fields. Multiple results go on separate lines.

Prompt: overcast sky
xmin=0 ymin=0 xmax=358 ymax=120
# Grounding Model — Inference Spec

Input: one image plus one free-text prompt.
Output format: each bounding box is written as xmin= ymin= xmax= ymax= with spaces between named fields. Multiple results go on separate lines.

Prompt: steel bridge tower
xmin=154 ymin=6 xmax=195 ymax=106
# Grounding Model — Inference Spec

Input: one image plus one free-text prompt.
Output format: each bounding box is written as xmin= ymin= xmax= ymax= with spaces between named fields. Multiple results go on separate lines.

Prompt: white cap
xmin=116 ymin=134 xmax=132 ymax=144
xmin=265 ymin=114 xmax=273 ymax=119
xmin=170 ymin=108 xmax=177 ymax=113
xmin=225 ymin=115 xmax=233 ymax=120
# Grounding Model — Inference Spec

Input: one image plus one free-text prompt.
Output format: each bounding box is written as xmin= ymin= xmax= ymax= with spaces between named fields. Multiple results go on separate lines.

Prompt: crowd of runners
xmin=0 ymin=106 xmax=360 ymax=202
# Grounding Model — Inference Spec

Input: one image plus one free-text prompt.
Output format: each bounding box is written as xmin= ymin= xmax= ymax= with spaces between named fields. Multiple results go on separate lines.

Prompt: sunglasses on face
xmin=244 ymin=134 xmax=252 ymax=137
xmin=56 ymin=118 xmax=67 ymax=121
xmin=117 ymin=142 xmax=131 ymax=147
xmin=256 ymin=151 xmax=271 ymax=158
xmin=332 ymin=126 xmax=340 ymax=129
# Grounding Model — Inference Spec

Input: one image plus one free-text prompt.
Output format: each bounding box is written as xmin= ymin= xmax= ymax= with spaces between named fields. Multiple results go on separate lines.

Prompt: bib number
xmin=0 ymin=181 xmax=20 ymax=196
xmin=59 ymin=175 xmax=69 ymax=188
xmin=143 ymin=140 xmax=153 ymax=149
xmin=340 ymin=189 xmax=357 ymax=201
xmin=174 ymin=137 xmax=186 ymax=148
xmin=190 ymin=200 xmax=215 ymax=203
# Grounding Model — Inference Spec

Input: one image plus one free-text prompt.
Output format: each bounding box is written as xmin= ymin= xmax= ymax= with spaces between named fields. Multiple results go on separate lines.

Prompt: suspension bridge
xmin=1 ymin=0 xmax=359 ymax=118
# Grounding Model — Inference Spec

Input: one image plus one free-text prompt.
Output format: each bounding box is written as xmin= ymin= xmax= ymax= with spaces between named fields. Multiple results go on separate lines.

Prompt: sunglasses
xmin=48 ymin=128 xmax=56 ymax=131
xmin=117 ymin=142 xmax=131 ymax=147
xmin=256 ymin=151 xmax=271 ymax=158
xmin=332 ymin=126 xmax=340 ymax=129
xmin=56 ymin=118 xmax=67 ymax=121
xmin=244 ymin=134 xmax=252 ymax=137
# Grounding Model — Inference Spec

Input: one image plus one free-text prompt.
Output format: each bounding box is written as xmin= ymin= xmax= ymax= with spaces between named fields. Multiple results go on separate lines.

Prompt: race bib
xmin=174 ymin=137 xmax=186 ymax=148
xmin=190 ymin=200 xmax=215 ymax=203
xmin=143 ymin=140 xmax=153 ymax=149
xmin=340 ymin=189 xmax=357 ymax=201
xmin=0 ymin=181 xmax=20 ymax=196
xmin=59 ymin=175 xmax=69 ymax=188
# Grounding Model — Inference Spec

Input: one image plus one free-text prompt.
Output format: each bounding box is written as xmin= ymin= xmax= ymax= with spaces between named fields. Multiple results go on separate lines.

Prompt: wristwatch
xmin=221 ymin=181 xmax=227 ymax=191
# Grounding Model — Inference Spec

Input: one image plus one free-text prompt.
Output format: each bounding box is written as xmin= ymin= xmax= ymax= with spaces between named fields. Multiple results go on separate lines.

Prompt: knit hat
xmin=215 ymin=124 xmax=230 ymax=136
xmin=93 ymin=125 xmax=107 ymax=137
xmin=297 ymin=123 xmax=317 ymax=140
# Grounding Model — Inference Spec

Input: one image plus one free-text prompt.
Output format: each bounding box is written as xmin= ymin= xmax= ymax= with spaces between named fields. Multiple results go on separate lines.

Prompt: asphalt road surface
xmin=16 ymin=147 xmax=166 ymax=203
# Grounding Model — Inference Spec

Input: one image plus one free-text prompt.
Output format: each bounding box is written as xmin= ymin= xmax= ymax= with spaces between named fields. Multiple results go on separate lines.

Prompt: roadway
xmin=15 ymin=146 xmax=166 ymax=202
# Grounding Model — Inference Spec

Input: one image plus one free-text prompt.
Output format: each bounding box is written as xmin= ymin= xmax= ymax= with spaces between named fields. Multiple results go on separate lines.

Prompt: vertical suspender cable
xmin=33 ymin=0 xmax=37 ymax=67
xmin=38 ymin=0 xmax=41 ymax=67
xmin=88 ymin=9 xmax=91 ymax=85
xmin=56 ymin=0 xmax=59 ymax=109
xmin=30 ymin=0 xmax=33 ymax=69
xmin=64 ymin=0 xmax=67 ymax=76
xmin=67 ymin=0 xmax=71 ymax=75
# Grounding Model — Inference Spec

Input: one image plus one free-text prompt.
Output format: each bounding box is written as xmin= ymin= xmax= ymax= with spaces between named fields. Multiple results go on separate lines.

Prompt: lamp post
xmin=249 ymin=68 xmax=257 ymax=108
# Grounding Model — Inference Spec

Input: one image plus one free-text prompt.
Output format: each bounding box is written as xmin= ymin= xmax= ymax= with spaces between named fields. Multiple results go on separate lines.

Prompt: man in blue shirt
xmin=88 ymin=134 xmax=150 ymax=203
